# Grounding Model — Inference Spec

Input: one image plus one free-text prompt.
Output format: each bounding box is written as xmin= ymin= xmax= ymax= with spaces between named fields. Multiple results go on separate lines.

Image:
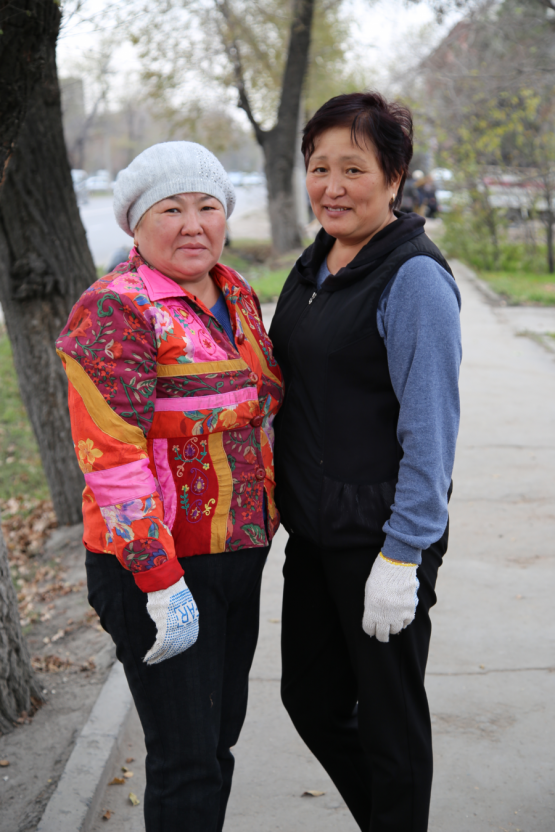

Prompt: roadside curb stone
xmin=451 ymin=259 xmax=504 ymax=305
xmin=37 ymin=660 xmax=133 ymax=832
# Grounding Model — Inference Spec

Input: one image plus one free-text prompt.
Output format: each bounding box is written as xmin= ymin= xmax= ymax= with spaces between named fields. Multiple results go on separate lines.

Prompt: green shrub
xmin=441 ymin=208 xmax=547 ymax=274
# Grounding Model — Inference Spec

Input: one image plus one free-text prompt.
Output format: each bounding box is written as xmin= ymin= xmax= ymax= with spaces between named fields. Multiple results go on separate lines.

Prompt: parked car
xmin=228 ymin=171 xmax=245 ymax=186
xmin=86 ymin=170 xmax=112 ymax=192
xmin=71 ymin=169 xmax=89 ymax=205
xmin=480 ymin=168 xmax=553 ymax=221
xmin=227 ymin=171 xmax=266 ymax=187
xmin=431 ymin=168 xmax=454 ymax=213
xmin=242 ymin=171 xmax=265 ymax=186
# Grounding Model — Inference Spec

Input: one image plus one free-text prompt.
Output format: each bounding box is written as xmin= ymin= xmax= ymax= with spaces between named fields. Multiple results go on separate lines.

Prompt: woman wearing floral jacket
xmin=56 ymin=142 xmax=283 ymax=832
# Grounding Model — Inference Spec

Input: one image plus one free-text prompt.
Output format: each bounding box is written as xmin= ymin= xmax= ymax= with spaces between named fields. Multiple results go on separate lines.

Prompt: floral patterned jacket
xmin=56 ymin=250 xmax=283 ymax=592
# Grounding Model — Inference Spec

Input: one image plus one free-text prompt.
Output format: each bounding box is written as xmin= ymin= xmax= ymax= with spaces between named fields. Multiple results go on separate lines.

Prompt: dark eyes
xmin=164 ymin=204 xmax=216 ymax=213
xmin=310 ymin=166 xmax=363 ymax=175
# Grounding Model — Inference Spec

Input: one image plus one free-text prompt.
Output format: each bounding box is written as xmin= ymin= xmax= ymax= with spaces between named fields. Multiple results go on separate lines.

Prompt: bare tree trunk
xmin=0 ymin=0 xmax=60 ymax=183
xmin=262 ymin=130 xmax=305 ymax=253
xmin=543 ymin=178 xmax=555 ymax=274
xmin=0 ymin=525 xmax=42 ymax=734
xmin=546 ymin=215 xmax=554 ymax=273
xmin=0 ymin=9 xmax=96 ymax=524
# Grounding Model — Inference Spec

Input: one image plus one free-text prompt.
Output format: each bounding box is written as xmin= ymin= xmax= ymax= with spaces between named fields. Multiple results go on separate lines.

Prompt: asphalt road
xmin=79 ymin=185 xmax=268 ymax=268
xmin=90 ymin=262 xmax=555 ymax=832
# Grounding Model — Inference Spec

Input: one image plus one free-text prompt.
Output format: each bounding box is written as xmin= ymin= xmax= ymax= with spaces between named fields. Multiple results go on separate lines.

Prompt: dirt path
xmin=0 ymin=518 xmax=115 ymax=831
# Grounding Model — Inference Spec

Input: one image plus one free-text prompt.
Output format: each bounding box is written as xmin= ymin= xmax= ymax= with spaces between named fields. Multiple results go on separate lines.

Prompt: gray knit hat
xmin=113 ymin=141 xmax=236 ymax=236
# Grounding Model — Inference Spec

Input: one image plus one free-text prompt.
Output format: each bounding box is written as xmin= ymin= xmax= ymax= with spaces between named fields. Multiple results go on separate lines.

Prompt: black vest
xmin=269 ymin=215 xmax=452 ymax=550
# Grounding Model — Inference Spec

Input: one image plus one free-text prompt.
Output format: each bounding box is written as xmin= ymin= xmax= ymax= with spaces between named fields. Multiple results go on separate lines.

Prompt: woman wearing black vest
xmin=269 ymin=93 xmax=462 ymax=831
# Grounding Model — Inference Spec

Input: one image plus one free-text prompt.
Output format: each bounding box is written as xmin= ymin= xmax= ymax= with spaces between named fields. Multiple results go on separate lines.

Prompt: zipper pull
xmin=308 ymin=291 xmax=317 ymax=305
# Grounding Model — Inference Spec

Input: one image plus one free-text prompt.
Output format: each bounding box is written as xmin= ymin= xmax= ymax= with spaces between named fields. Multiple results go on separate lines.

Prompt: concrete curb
xmin=451 ymin=259 xmax=504 ymax=306
xmin=37 ymin=661 xmax=133 ymax=832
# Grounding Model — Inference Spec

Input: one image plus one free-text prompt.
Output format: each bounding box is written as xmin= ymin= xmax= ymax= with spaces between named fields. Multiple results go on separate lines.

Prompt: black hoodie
xmin=268 ymin=212 xmax=452 ymax=550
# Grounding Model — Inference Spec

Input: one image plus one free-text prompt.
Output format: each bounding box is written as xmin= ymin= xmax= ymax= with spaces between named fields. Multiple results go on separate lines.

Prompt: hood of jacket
xmin=297 ymin=211 xmax=426 ymax=291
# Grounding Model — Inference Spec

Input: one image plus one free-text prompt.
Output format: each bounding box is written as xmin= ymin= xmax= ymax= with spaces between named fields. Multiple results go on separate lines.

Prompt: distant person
xmin=270 ymin=92 xmax=461 ymax=832
xmin=56 ymin=142 xmax=283 ymax=832
xmin=411 ymin=168 xmax=426 ymax=214
xmin=399 ymin=173 xmax=417 ymax=212
xmin=418 ymin=173 xmax=438 ymax=218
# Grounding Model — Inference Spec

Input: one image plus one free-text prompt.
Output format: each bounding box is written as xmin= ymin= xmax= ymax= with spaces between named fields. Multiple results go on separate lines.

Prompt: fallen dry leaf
xmin=102 ymin=809 xmax=111 ymax=820
xmin=108 ymin=777 xmax=125 ymax=786
xmin=302 ymin=790 xmax=325 ymax=797
xmin=125 ymin=757 xmax=134 ymax=764
xmin=128 ymin=792 xmax=140 ymax=806
xmin=123 ymin=772 xmax=134 ymax=779
xmin=0 ymin=498 xmax=57 ymax=566
xmin=0 ymin=760 xmax=9 ymax=767
xmin=32 ymin=654 xmax=73 ymax=673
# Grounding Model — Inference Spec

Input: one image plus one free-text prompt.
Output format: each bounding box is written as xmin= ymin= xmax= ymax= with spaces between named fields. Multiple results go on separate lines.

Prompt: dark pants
xmin=280 ymin=531 xmax=447 ymax=832
xmin=86 ymin=546 xmax=269 ymax=832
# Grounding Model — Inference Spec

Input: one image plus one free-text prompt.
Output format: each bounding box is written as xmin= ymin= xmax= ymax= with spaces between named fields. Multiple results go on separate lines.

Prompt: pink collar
xmin=135 ymin=258 xmax=188 ymax=302
xmin=130 ymin=249 xmax=242 ymax=305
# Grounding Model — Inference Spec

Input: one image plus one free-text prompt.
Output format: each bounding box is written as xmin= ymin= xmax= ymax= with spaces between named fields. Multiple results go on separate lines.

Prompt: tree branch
xmin=276 ymin=0 xmax=315 ymax=131
xmin=214 ymin=0 xmax=266 ymax=145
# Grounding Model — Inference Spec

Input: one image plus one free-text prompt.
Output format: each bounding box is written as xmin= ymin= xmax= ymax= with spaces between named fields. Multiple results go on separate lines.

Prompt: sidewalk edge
xmin=451 ymin=259 xmax=504 ymax=306
xmin=36 ymin=660 xmax=133 ymax=832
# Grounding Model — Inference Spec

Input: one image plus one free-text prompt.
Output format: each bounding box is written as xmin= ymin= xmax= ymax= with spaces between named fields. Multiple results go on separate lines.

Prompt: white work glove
xmin=362 ymin=553 xmax=419 ymax=643
xmin=144 ymin=577 xmax=199 ymax=665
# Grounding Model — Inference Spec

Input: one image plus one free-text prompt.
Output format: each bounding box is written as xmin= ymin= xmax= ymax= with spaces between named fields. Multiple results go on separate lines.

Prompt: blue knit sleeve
xmin=376 ymin=256 xmax=462 ymax=565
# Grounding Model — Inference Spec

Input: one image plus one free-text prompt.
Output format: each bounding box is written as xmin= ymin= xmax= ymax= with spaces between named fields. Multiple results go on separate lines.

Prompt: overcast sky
xmin=56 ymin=0 xmax=461 ymax=107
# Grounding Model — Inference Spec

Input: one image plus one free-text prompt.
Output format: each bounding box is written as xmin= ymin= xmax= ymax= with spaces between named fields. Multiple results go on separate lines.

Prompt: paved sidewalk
xmin=91 ymin=263 xmax=555 ymax=831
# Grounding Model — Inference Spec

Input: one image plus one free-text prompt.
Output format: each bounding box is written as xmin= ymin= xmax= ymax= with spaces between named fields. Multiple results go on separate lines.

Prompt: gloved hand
xmin=362 ymin=553 xmax=419 ymax=643
xmin=144 ymin=577 xmax=199 ymax=665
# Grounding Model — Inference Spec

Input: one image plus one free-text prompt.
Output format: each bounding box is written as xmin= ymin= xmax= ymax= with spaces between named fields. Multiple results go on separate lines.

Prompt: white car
xmin=71 ymin=169 xmax=89 ymax=204
xmin=242 ymin=172 xmax=265 ymax=186
xmin=228 ymin=171 xmax=245 ymax=186
xmin=431 ymin=168 xmax=454 ymax=213
xmin=86 ymin=170 xmax=112 ymax=191
xmin=227 ymin=171 xmax=266 ymax=187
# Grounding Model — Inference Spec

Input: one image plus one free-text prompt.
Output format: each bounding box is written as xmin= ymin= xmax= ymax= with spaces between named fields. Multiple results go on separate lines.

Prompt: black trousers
xmin=86 ymin=546 xmax=268 ymax=832
xmin=280 ymin=531 xmax=447 ymax=832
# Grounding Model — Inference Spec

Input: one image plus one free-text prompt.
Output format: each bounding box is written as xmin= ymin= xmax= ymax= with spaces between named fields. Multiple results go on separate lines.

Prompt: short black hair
xmin=302 ymin=92 xmax=414 ymax=210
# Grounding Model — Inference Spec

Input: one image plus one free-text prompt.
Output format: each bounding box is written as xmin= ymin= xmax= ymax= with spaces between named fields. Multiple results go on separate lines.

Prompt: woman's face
xmin=134 ymin=192 xmax=227 ymax=286
xmin=306 ymin=126 xmax=400 ymax=246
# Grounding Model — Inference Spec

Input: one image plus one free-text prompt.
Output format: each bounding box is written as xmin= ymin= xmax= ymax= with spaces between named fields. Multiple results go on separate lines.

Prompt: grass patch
xmin=0 ymin=332 xmax=49 ymax=503
xmin=478 ymin=272 xmax=555 ymax=305
xmin=439 ymin=211 xmax=555 ymax=306
xmin=245 ymin=268 xmax=291 ymax=303
xmin=221 ymin=240 xmax=296 ymax=302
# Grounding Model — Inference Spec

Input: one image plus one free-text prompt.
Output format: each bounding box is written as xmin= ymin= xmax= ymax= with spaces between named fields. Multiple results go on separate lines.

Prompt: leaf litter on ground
xmin=109 ymin=777 xmax=125 ymax=786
